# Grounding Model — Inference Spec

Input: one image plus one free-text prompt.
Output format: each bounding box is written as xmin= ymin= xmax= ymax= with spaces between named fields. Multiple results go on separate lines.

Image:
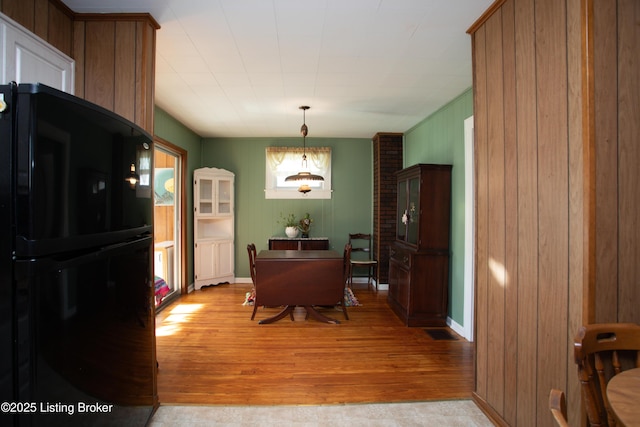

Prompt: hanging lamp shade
xmin=285 ymin=106 xmax=324 ymax=192
xmin=125 ymin=163 xmax=140 ymax=189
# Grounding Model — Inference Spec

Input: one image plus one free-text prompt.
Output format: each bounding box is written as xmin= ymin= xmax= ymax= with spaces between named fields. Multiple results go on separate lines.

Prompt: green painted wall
xmin=154 ymin=107 xmax=202 ymax=285
xmin=403 ymin=88 xmax=473 ymax=327
xmin=155 ymin=90 xmax=472 ymax=324
xmin=200 ymin=137 xmax=373 ymax=278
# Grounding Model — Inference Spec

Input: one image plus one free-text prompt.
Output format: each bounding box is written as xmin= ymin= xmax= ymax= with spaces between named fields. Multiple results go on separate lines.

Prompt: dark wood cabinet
xmin=268 ymin=238 xmax=329 ymax=250
xmin=387 ymin=164 xmax=452 ymax=327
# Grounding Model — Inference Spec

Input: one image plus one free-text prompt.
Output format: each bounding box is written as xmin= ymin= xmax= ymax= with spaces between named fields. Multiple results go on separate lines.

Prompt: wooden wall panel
xmin=1 ymin=0 xmax=73 ymax=58
xmin=617 ymin=0 xmax=640 ymax=324
xmin=593 ymin=0 xmax=619 ymax=323
xmin=484 ymin=9 xmax=506 ymax=415
xmin=566 ymin=0 xmax=589 ymax=421
xmin=501 ymin=1 xmax=518 ymax=424
xmin=513 ymin=0 xmax=539 ymax=424
xmin=136 ymin=20 xmax=156 ymax=132
xmin=1 ymin=0 xmax=34 ymax=31
xmin=472 ymin=23 xmax=489 ymax=402
xmin=72 ymin=20 xmax=85 ymax=98
xmin=534 ymin=0 xmax=570 ymax=424
xmin=84 ymin=20 xmax=116 ymax=110
xmin=33 ymin=0 xmax=47 ymax=41
xmin=470 ymin=0 xmax=640 ymax=425
xmin=73 ymin=14 xmax=158 ymax=133
xmin=46 ymin=2 xmax=72 ymax=56
xmin=115 ymin=21 xmax=136 ymax=123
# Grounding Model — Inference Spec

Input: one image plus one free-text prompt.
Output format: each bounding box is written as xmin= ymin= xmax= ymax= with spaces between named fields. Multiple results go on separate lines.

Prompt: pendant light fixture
xmin=285 ymin=106 xmax=324 ymax=194
xmin=125 ymin=163 xmax=140 ymax=189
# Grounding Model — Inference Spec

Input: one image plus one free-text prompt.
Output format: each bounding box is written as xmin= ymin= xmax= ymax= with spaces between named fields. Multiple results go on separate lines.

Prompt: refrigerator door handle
xmin=14 ymin=236 xmax=153 ymax=282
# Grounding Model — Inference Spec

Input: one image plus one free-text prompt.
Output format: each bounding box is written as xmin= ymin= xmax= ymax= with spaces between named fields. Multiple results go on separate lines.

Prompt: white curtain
xmin=266 ymin=146 xmax=331 ymax=175
xmin=265 ymin=146 xmax=332 ymax=199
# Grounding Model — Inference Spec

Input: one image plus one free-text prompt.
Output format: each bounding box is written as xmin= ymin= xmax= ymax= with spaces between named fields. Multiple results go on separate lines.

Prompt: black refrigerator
xmin=0 ymin=82 xmax=157 ymax=426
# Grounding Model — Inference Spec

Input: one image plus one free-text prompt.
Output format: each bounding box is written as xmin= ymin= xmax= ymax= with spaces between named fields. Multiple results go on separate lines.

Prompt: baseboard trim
xmin=472 ymin=392 xmax=508 ymax=427
xmin=446 ymin=317 xmax=466 ymax=340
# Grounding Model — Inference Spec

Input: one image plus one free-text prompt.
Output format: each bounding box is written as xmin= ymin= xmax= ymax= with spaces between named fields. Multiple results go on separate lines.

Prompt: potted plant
xmin=279 ymin=212 xmax=299 ymax=238
xmin=298 ymin=213 xmax=313 ymax=238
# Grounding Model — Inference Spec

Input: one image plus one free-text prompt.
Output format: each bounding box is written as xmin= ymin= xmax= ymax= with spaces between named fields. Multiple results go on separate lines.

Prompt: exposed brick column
xmin=372 ymin=132 xmax=403 ymax=285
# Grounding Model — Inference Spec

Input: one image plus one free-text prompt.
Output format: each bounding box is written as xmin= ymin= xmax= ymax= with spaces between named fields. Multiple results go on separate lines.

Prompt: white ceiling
xmin=61 ymin=0 xmax=491 ymax=138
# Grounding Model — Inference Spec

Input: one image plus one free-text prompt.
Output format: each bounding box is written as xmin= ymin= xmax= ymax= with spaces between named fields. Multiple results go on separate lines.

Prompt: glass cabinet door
xmin=216 ymin=178 xmax=232 ymax=215
xmin=397 ymin=180 xmax=407 ymax=241
xmin=407 ymin=177 xmax=420 ymax=245
xmin=197 ymin=177 xmax=214 ymax=215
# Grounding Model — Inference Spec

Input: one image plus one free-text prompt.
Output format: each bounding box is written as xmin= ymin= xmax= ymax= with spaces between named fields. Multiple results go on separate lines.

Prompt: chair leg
xmin=371 ymin=265 xmax=377 ymax=291
xmin=373 ymin=265 xmax=378 ymax=291
xmin=342 ymin=303 xmax=349 ymax=320
xmin=251 ymin=304 xmax=258 ymax=320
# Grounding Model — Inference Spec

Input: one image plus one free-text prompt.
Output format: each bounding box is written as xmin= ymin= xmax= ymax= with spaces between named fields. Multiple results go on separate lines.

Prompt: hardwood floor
xmin=155 ymin=283 xmax=475 ymax=405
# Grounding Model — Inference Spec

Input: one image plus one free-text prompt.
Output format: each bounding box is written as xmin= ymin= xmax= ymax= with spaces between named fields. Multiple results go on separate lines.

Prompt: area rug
xmin=344 ymin=287 xmax=360 ymax=307
xmin=243 ymin=287 xmax=360 ymax=307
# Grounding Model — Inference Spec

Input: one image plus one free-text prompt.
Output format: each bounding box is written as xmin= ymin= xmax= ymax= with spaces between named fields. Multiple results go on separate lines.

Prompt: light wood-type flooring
xmin=155 ymin=283 xmax=475 ymax=405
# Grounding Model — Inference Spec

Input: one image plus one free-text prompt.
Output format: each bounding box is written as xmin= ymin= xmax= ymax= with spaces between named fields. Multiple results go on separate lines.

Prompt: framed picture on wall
xmin=154 ymin=168 xmax=174 ymax=206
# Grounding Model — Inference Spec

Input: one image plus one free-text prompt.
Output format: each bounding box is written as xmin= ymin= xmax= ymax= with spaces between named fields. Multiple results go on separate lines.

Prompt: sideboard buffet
xmin=268 ymin=237 xmax=329 ymax=250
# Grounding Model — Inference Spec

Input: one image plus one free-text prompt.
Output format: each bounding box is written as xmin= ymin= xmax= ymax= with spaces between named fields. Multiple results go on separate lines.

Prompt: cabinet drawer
xmin=390 ymin=246 xmax=411 ymax=269
xmin=269 ymin=238 xmax=329 ymax=250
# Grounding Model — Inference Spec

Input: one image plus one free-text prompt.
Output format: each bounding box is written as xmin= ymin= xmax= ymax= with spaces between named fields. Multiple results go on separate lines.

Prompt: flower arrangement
xmin=279 ymin=212 xmax=299 ymax=237
xmin=298 ymin=213 xmax=313 ymax=237
xmin=279 ymin=212 xmax=298 ymax=227
xmin=401 ymin=203 xmax=416 ymax=225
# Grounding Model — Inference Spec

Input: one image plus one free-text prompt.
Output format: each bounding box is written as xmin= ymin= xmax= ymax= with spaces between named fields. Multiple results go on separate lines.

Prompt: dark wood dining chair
xmin=248 ymin=243 xmax=294 ymax=322
xmin=549 ymin=389 xmax=569 ymax=427
xmin=348 ymin=233 xmax=377 ymax=290
xmin=246 ymin=243 xmax=258 ymax=320
xmin=574 ymin=322 xmax=640 ymax=427
xmin=339 ymin=243 xmax=352 ymax=320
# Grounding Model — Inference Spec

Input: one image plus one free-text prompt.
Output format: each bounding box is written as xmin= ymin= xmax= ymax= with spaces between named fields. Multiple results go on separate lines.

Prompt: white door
xmin=153 ymin=142 xmax=185 ymax=307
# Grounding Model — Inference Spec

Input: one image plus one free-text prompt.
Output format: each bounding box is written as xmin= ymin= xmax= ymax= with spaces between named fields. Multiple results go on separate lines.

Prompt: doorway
xmin=153 ymin=138 xmax=187 ymax=309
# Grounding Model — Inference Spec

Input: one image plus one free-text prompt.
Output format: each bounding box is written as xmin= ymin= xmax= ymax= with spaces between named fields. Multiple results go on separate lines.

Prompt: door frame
xmin=154 ymin=136 xmax=189 ymax=296
xmin=463 ymin=115 xmax=475 ymax=342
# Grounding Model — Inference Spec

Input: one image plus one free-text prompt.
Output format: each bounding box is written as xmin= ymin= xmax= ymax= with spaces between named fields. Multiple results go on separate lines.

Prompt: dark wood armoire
xmin=387 ymin=164 xmax=452 ymax=326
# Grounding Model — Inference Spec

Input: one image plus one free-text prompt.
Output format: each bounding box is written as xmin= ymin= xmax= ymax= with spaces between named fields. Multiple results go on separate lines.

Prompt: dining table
xmin=254 ymin=249 xmax=346 ymax=324
xmin=606 ymin=367 xmax=640 ymax=426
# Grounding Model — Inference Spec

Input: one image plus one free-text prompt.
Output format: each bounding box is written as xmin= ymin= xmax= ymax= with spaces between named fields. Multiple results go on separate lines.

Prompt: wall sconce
xmin=125 ymin=163 xmax=140 ymax=189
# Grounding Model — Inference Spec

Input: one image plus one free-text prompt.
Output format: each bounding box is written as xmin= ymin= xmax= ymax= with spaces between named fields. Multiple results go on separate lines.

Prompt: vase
xmin=285 ymin=226 xmax=299 ymax=238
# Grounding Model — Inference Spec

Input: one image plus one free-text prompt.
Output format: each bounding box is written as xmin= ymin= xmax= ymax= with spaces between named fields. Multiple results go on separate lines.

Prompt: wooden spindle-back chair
xmin=574 ymin=323 xmax=640 ymax=426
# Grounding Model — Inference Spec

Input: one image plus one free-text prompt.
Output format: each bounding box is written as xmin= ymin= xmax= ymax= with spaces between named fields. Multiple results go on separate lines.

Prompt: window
xmin=265 ymin=146 xmax=332 ymax=199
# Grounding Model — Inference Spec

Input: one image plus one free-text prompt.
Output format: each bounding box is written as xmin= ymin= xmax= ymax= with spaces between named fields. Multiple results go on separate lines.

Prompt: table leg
xmin=304 ymin=306 xmax=340 ymax=324
xmin=258 ymin=306 xmax=295 ymax=324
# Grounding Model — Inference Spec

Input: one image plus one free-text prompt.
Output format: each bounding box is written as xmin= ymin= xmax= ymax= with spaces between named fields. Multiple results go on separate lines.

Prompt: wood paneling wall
xmin=593 ymin=0 xmax=640 ymax=325
xmin=0 ymin=0 xmax=74 ymax=56
xmin=1 ymin=0 xmax=158 ymax=134
xmin=469 ymin=0 xmax=640 ymax=426
xmin=73 ymin=14 xmax=158 ymax=133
